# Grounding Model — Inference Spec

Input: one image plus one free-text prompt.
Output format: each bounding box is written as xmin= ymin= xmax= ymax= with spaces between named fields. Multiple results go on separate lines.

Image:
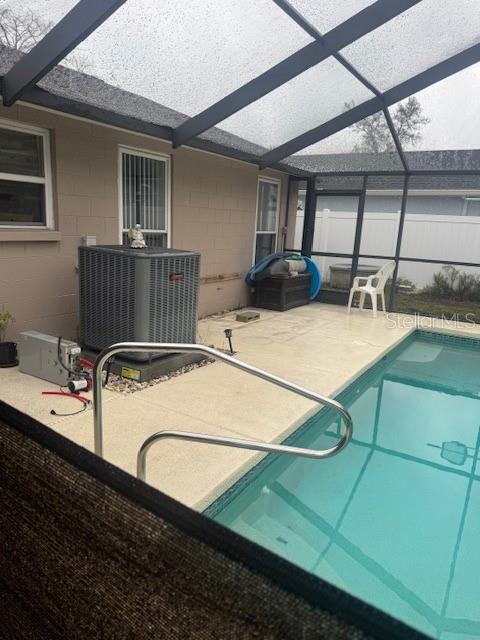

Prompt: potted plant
xmin=0 ymin=308 xmax=17 ymax=367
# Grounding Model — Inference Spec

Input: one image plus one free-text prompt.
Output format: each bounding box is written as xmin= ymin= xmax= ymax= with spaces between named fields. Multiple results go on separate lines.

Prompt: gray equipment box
xmin=18 ymin=331 xmax=81 ymax=386
xmin=78 ymin=245 xmax=200 ymax=362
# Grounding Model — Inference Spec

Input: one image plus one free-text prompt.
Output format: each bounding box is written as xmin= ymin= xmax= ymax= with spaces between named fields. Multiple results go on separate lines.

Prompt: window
xmin=0 ymin=119 xmax=53 ymax=228
xmin=119 ymin=147 xmax=170 ymax=247
xmin=254 ymin=177 xmax=280 ymax=263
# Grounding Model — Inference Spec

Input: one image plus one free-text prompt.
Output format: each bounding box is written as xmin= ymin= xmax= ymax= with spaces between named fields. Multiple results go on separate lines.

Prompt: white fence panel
xmin=294 ymin=211 xmax=480 ymax=289
xmin=360 ymin=212 xmax=400 ymax=257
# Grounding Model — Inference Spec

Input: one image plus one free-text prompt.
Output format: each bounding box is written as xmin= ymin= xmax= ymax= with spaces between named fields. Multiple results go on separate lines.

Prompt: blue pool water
xmin=210 ymin=331 xmax=480 ymax=639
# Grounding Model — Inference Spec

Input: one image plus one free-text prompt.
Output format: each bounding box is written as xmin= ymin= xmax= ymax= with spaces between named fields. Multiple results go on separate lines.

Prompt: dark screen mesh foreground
xmin=0 ymin=402 xmax=424 ymax=640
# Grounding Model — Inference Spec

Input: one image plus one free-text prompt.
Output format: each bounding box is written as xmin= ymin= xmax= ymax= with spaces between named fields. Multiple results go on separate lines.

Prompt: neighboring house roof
xmin=310 ymin=173 xmax=480 ymax=191
xmin=291 ymin=150 xmax=480 ymax=174
xmin=1 ymin=46 xmax=480 ymax=179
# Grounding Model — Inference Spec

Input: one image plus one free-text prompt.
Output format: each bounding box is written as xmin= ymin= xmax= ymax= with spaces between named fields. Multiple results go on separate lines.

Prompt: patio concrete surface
xmin=2 ymin=303 xmax=480 ymax=510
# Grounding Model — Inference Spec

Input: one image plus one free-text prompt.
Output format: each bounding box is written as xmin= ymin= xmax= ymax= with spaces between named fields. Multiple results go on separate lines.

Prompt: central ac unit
xmin=79 ymin=245 xmax=200 ymax=361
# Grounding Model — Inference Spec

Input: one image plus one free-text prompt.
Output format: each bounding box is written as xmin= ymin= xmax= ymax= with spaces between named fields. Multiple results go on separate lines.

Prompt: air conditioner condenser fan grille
xmin=79 ymin=246 xmax=200 ymax=360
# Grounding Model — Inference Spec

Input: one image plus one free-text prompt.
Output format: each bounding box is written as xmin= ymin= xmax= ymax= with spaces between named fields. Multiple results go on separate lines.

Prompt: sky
xmin=4 ymin=0 xmax=480 ymax=154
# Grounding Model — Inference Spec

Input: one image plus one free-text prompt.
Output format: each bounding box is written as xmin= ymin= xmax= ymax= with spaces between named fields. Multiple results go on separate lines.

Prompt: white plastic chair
xmin=347 ymin=261 xmax=396 ymax=318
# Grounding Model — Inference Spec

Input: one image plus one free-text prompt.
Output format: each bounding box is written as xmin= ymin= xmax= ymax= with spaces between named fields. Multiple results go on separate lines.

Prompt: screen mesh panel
xmin=287 ymin=0 xmax=376 ymax=34
xmin=0 ymin=0 xmax=78 ymax=52
xmin=366 ymin=176 xmax=406 ymax=190
xmin=0 ymin=404 xmax=377 ymax=640
xmin=286 ymin=112 xmax=403 ymax=173
xmin=8 ymin=0 xmax=480 ymax=178
xmin=389 ymin=64 xmax=480 ymax=170
xmin=393 ymin=260 xmax=480 ymax=322
xmin=59 ymin=0 xmax=312 ymax=116
xmin=315 ymin=176 xmax=365 ymax=191
xmin=214 ymin=57 xmax=374 ymax=150
xmin=360 ymin=192 xmax=403 ymax=257
xmin=341 ymin=0 xmax=480 ymax=92
xmin=401 ymin=176 xmax=480 ymax=263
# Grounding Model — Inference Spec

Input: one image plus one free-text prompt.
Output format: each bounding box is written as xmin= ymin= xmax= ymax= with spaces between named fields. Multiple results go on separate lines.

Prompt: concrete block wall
xmin=0 ymin=103 xmax=288 ymax=342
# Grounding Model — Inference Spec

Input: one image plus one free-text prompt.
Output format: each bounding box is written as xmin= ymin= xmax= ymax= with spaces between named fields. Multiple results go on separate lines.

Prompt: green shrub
xmin=0 ymin=308 xmax=14 ymax=342
xmin=422 ymin=265 xmax=480 ymax=302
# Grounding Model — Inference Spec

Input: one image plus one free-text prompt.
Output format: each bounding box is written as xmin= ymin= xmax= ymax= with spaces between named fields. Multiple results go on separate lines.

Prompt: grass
xmin=393 ymin=292 xmax=480 ymax=324
xmin=343 ymin=265 xmax=480 ymax=324
xmin=350 ymin=289 xmax=480 ymax=323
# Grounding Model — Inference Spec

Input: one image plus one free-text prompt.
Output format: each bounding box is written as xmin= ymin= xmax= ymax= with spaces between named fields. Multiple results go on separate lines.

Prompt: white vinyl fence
xmin=294 ymin=210 xmax=480 ymax=289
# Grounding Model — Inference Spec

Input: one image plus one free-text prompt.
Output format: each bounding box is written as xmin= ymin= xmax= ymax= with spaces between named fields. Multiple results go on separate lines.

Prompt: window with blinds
xmin=120 ymin=148 xmax=169 ymax=247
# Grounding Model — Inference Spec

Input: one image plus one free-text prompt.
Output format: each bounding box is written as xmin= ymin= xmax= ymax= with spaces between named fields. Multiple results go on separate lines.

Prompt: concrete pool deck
xmin=2 ymin=303 xmax=480 ymax=510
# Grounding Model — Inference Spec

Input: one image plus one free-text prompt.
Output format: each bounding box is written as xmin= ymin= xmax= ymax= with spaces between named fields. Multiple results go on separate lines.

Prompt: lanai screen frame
xmin=1 ymin=0 xmax=480 ymax=174
xmin=287 ymin=172 xmax=480 ymax=313
xmin=2 ymin=0 xmax=480 ymax=310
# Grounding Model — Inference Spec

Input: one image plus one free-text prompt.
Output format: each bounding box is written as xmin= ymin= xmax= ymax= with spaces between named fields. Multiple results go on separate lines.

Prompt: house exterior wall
xmin=0 ymin=103 xmax=288 ymax=342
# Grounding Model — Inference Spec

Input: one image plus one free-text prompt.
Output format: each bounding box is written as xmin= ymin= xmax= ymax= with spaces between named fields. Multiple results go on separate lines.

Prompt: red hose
xmin=42 ymin=391 xmax=91 ymax=404
xmin=80 ymin=357 xmax=94 ymax=369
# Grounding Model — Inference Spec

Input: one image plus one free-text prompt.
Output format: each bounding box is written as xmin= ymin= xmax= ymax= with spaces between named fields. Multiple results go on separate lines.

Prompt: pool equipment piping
xmin=57 ymin=336 xmax=89 ymax=380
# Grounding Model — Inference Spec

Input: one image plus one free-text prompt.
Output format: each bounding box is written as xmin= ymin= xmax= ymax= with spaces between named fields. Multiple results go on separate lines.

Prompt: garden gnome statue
xmin=128 ymin=224 xmax=146 ymax=249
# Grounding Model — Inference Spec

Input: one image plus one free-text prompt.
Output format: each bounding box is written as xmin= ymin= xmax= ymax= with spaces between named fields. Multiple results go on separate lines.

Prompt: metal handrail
xmin=93 ymin=342 xmax=353 ymax=462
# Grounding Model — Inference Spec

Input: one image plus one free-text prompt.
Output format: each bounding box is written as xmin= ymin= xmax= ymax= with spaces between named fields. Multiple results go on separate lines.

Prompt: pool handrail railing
xmin=92 ymin=342 xmax=353 ymax=475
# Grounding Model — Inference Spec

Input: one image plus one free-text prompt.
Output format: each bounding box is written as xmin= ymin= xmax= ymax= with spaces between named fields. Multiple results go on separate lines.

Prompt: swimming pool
xmin=208 ymin=330 xmax=480 ymax=639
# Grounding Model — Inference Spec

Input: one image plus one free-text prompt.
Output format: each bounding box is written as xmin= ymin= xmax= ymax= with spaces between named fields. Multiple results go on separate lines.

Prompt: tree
xmin=0 ymin=6 xmax=51 ymax=52
xmin=393 ymin=96 xmax=430 ymax=148
xmin=0 ymin=5 xmax=91 ymax=72
xmin=346 ymin=96 xmax=430 ymax=153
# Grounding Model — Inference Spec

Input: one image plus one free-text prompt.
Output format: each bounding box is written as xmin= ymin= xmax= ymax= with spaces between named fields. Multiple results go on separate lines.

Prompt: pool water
xmin=210 ymin=331 xmax=480 ymax=639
